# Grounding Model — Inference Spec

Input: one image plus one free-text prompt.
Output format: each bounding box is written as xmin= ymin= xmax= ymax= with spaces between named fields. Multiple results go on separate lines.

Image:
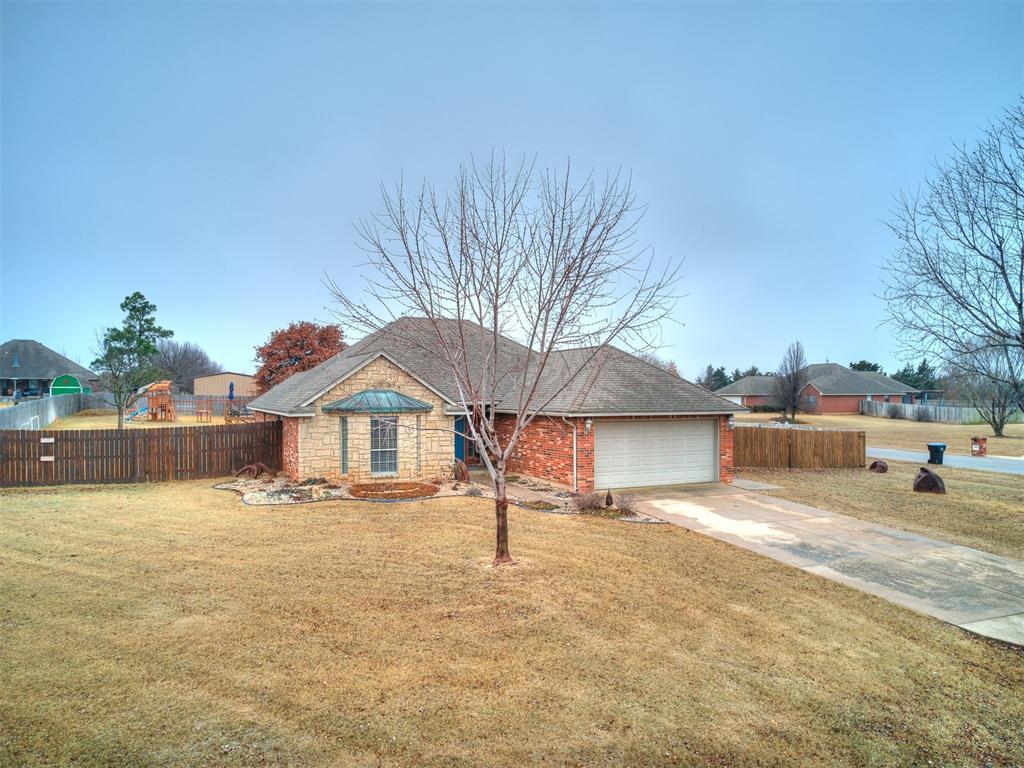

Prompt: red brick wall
xmin=741 ymin=395 xmax=774 ymax=407
xmin=282 ymin=417 xmax=300 ymax=479
xmin=494 ymin=414 xmax=582 ymax=489
xmin=496 ymin=413 xmax=734 ymax=492
xmin=813 ymin=395 xmax=866 ymax=414
xmin=718 ymin=416 xmax=735 ymax=483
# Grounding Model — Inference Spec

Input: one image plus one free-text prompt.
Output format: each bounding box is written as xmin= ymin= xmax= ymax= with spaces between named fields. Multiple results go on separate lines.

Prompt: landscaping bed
xmin=215 ymin=475 xmax=496 ymax=506
xmin=350 ymin=481 xmax=439 ymax=499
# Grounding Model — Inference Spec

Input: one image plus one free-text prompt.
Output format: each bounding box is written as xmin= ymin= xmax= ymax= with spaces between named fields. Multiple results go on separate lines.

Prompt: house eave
xmin=248 ymin=406 xmax=315 ymax=418
xmin=494 ymin=408 xmax=748 ymax=417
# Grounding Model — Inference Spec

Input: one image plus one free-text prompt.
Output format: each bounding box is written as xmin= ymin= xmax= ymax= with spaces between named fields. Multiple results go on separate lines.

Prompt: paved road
xmin=867 ymin=446 xmax=1024 ymax=475
xmin=638 ymin=487 xmax=1024 ymax=647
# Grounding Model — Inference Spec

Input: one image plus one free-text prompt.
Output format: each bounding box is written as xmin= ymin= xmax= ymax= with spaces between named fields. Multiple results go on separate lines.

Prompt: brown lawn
xmin=740 ymin=462 xmax=1024 ymax=560
xmin=736 ymin=411 xmax=1024 ymax=457
xmin=1 ymin=481 xmax=1022 ymax=767
xmin=46 ymin=409 xmax=227 ymax=429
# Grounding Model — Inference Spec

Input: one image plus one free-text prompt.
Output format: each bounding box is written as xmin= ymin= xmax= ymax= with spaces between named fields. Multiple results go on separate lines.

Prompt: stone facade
xmin=497 ymin=413 xmax=734 ymax=492
xmin=291 ymin=357 xmax=454 ymax=483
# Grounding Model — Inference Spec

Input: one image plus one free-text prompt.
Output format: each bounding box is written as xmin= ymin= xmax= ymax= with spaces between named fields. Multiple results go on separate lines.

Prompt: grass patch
xmin=1 ymin=481 xmax=1022 ymax=766
xmin=741 ymin=461 xmax=1024 ymax=558
xmin=735 ymin=412 xmax=1024 ymax=456
xmin=45 ymin=411 xmax=229 ymax=430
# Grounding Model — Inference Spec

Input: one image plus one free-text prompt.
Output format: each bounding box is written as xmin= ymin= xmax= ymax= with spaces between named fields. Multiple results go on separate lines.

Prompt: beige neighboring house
xmin=193 ymin=372 xmax=257 ymax=398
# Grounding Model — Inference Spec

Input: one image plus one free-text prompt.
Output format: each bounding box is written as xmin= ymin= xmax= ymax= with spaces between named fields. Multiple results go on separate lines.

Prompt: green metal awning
xmin=321 ymin=389 xmax=433 ymax=414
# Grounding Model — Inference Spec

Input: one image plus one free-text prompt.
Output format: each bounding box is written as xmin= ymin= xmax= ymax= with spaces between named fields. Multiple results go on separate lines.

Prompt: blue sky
xmin=2 ymin=1 xmax=1022 ymax=378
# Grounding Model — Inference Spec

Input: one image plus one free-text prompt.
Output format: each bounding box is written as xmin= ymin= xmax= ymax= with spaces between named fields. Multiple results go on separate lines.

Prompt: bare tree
xmin=883 ymin=99 xmax=1024 ymax=403
xmin=153 ymin=340 xmax=222 ymax=393
xmin=773 ymin=341 xmax=808 ymax=421
xmin=948 ymin=347 xmax=1023 ymax=437
xmin=637 ymin=351 xmax=679 ymax=376
xmin=329 ymin=156 xmax=678 ymax=566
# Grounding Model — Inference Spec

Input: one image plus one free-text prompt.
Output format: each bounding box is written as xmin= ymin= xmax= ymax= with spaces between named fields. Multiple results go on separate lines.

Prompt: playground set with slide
xmin=126 ymin=380 xmax=255 ymax=423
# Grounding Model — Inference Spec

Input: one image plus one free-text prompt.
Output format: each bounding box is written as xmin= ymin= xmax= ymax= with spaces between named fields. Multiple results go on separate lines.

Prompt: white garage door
xmin=594 ymin=420 xmax=717 ymax=489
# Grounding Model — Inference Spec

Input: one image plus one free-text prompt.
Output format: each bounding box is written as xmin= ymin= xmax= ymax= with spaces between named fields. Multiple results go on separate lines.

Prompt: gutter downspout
xmin=562 ymin=416 xmax=577 ymax=493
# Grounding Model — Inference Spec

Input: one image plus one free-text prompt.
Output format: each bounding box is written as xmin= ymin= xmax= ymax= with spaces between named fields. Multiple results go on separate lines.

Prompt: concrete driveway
xmin=636 ymin=485 xmax=1024 ymax=647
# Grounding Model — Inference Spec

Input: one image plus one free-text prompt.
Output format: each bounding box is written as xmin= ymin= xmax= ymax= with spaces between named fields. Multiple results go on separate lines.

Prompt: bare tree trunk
xmin=493 ymin=471 xmax=513 ymax=566
xmin=117 ymin=405 xmax=125 ymax=431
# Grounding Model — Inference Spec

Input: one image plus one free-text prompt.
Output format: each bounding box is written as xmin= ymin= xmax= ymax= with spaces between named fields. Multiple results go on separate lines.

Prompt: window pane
xmin=370 ymin=417 xmax=398 ymax=474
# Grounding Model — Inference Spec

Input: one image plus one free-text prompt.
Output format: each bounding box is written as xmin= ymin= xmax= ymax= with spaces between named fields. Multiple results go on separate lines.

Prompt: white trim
xmin=248 ymin=406 xmax=315 ymax=418
xmin=495 ymin=409 xmax=740 ymax=417
xmin=298 ymin=351 xmax=456 ymax=409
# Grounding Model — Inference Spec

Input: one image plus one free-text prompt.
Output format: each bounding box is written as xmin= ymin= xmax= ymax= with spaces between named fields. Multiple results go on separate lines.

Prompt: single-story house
xmin=194 ymin=371 xmax=257 ymax=398
xmin=0 ymin=339 xmax=99 ymax=398
xmin=715 ymin=362 xmax=919 ymax=414
xmin=248 ymin=318 xmax=743 ymax=492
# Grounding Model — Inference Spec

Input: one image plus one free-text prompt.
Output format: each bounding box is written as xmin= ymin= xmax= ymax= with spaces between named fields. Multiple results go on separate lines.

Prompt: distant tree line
xmin=694 ymin=364 xmax=771 ymax=391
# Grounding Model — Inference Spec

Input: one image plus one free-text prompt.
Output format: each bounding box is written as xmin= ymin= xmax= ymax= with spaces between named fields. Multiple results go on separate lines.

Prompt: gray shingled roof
xmin=802 ymin=364 xmax=914 ymax=395
xmin=0 ymin=340 xmax=97 ymax=381
xmin=716 ymin=364 xmax=915 ymax=398
xmin=249 ymin=317 xmax=741 ymax=416
xmin=714 ymin=375 xmax=776 ymax=396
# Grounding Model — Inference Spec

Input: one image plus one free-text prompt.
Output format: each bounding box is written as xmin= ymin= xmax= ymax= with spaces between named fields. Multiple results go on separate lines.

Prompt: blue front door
xmin=454 ymin=416 xmax=465 ymax=460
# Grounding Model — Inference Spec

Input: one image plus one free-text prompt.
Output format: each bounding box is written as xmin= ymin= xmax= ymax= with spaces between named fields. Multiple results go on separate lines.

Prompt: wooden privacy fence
xmin=734 ymin=425 xmax=866 ymax=469
xmin=0 ymin=422 xmax=281 ymax=487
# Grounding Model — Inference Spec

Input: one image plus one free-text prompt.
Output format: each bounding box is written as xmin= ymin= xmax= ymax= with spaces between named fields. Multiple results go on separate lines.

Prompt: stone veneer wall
xmin=293 ymin=357 xmax=454 ymax=483
xmin=496 ymin=413 xmax=734 ymax=492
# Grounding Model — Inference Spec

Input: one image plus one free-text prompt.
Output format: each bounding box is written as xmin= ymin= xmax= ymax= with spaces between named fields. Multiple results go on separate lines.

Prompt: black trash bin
xmin=927 ymin=443 xmax=946 ymax=465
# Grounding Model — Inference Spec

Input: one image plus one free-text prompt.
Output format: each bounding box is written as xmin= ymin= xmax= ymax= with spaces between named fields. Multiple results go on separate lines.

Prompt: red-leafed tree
xmin=254 ymin=321 xmax=346 ymax=393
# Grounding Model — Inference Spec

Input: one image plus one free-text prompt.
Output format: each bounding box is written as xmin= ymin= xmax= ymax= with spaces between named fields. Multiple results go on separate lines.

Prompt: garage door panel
xmin=594 ymin=420 xmax=717 ymax=488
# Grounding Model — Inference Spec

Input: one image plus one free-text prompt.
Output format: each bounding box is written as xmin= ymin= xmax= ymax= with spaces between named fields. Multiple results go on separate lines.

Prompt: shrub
xmin=572 ymin=492 xmax=606 ymax=512
xmin=349 ymin=481 xmax=438 ymax=499
xmin=615 ymin=493 xmax=638 ymax=516
xmin=751 ymin=404 xmax=781 ymax=413
xmin=886 ymin=404 xmax=903 ymax=419
xmin=915 ymin=407 xmax=933 ymax=422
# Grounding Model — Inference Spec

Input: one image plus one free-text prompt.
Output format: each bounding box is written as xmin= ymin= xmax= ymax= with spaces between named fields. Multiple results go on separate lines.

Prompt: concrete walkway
xmin=868 ymin=446 xmax=1024 ymax=475
xmin=638 ymin=487 xmax=1024 ymax=646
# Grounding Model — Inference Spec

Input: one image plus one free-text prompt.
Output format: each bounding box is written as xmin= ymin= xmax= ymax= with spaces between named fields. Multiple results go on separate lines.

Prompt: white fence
xmin=859 ymin=399 xmax=1023 ymax=425
xmin=0 ymin=393 xmax=113 ymax=430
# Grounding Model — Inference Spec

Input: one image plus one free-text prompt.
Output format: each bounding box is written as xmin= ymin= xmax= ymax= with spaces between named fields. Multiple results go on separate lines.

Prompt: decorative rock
xmin=868 ymin=459 xmax=888 ymax=473
xmin=913 ymin=467 xmax=946 ymax=494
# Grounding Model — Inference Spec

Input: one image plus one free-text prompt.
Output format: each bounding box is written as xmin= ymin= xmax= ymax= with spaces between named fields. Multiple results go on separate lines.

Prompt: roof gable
xmin=249 ymin=318 xmax=741 ymax=416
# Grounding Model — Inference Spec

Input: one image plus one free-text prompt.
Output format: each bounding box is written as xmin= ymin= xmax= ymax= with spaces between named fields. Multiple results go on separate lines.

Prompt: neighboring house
xmin=715 ymin=362 xmax=919 ymax=413
xmin=248 ymin=317 xmax=743 ymax=492
xmin=0 ymin=339 xmax=99 ymax=398
xmin=193 ymin=372 xmax=257 ymax=398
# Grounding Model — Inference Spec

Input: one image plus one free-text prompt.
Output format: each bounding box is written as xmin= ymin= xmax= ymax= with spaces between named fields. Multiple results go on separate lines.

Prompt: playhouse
xmin=127 ymin=380 xmax=177 ymax=422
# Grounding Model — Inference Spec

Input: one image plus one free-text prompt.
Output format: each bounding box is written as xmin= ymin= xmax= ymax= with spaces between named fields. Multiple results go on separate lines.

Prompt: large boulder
xmin=913 ymin=467 xmax=946 ymax=494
